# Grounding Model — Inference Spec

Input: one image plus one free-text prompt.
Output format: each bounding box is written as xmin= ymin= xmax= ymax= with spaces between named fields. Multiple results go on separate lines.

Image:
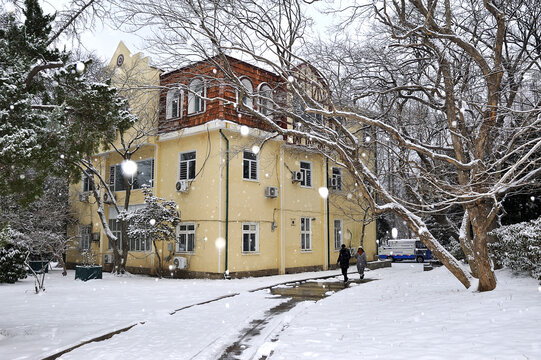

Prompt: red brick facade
xmin=159 ymin=56 xmax=286 ymax=133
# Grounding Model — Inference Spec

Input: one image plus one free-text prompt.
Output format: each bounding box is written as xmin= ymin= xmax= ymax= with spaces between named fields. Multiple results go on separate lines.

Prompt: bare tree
xmin=108 ymin=0 xmax=540 ymax=291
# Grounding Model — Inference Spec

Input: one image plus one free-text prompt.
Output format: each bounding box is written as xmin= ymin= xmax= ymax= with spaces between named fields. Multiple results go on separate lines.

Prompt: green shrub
xmin=489 ymin=217 xmax=541 ymax=281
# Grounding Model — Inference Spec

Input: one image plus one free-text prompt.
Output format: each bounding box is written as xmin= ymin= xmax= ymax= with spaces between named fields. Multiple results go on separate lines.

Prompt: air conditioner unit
xmin=329 ymin=178 xmax=338 ymax=188
xmin=292 ymin=171 xmax=303 ymax=183
xmin=103 ymin=254 xmax=113 ymax=264
xmin=265 ymin=186 xmax=278 ymax=198
xmin=173 ymin=256 xmax=187 ymax=269
xmin=78 ymin=193 xmax=89 ymax=202
xmin=175 ymin=180 xmax=189 ymax=192
xmin=103 ymin=192 xmax=115 ymax=204
xmin=91 ymin=232 xmax=100 ymax=242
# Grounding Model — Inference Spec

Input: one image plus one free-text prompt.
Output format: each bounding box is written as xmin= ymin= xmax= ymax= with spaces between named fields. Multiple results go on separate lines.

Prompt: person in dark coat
xmin=337 ymin=244 xmax=351 ymax=282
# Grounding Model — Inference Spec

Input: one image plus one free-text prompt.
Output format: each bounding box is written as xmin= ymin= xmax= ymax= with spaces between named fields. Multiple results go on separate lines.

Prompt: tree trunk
xmin=469 ymin=202 xmax=497 ymax=291
xmin=458 ymin=210 xmax=479 ymax=278
xmin=153 ymin=240 xmax=163 ymax=278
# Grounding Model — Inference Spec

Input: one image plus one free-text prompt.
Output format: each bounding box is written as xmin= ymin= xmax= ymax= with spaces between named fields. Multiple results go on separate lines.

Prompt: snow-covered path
xmin=0 ymin=267 xmax=342 ymax=360
xmin=1 ymin=264 xmax=541 ymax=360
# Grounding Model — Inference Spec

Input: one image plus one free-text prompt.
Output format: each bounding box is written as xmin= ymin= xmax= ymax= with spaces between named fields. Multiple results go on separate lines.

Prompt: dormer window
xmin=240 ymin=77 xmax=254 ymax=109
xmin=258 ymin=84 xmax=272 ymax=116
xmin=188 ymin=78 xmax=205 ymax=115
xmin=166 ymin=89 xmax=182 ymax=119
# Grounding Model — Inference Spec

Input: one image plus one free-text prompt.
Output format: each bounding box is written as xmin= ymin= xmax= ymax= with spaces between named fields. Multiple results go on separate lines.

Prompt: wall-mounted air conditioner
xmin=103 ymin=254 xmax=113 ymax=264
xmin=173 ymin=256 xmax=188 ymax=269
xmin=265 ymin=186 xmax=278 ymax=198
xmin=175 ymin=180 xmax=189 ymax=192
xmin=292 ymin=171 xmax=303 ymax=183
xmin=78 ymin=193 xmax=89 ymax=202
xmin=329 ymin=178 xmax=338 ymax=188
xmin=91 ymin=232 xmax=100 ymax=242
xmin=103 ymin=192 xmax=115 ymax=204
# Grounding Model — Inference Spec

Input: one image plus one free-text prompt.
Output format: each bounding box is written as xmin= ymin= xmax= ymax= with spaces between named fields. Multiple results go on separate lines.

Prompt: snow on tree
xmin=0 ymin=0 xmax=135 ymax=204
xmin=0 ymin=226 xmax=27 ymax=284
xmin=119 ymin=186 xmax=180 ymax=277
xmin=0 ymin=176 xmax=75 ymax=276
xmin=109 ymin=0 xmax=541 ymax=291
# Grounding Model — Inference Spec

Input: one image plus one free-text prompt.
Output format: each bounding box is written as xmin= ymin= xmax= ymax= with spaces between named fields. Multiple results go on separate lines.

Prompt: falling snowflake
xmin=318 ymin=187 xmax=329 ymax=199
xmin=240 ymin=125 xmax=249 ymax=136
xmin=121 ymin=160 xmax=137 ymax=176
xmin=149 ymin=219 xmax=156 ymax=226
xmin=76 ymin=62 xmax=85 ymax=74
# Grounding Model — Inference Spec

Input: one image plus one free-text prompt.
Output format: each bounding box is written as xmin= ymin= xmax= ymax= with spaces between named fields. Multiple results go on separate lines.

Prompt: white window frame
xmin=177 ymin=222 xmax=196 ymax=253
xmin=332 ymin=167 xmax=342 ymax=191
xmin=243 ymin=150 xmax=258 ymax=181
xmin=300 ymin=217 xmax=312 ymax=251
xmin=108 ymin=218 xmax=122 ymax=250
xmin=257 ymin=83 xmax=272 ymax=116
xmin=188 ymin=78 xmax=205 ymax=115
xmin=166 ymin=88 xmax=182 ymax=119
xmin=109 ymin=158 xmax=155 ymax=192
xmin=334 ymin=219 xmax=343 ymax=250
xmin=82 ymin=174 xmax=92 ymax=193
xmin=300 ymin=161 xmax=312 ymax=188
xmin=179 ymin=151 xmax=196 ymax=181
xmin=108 ymin=205 xmax=149 ymax=252
xmin=238 ymin=77 xmax=254 ymax=109
xmin=79 ymin=225 xmax=91 ymax=250
xmin=242 ymin=222 xmax=259 ymax=253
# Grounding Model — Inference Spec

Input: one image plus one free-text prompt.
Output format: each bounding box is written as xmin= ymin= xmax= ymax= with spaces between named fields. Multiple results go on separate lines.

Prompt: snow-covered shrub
xmin=0 ymin=227 xmax=27 ymax=283
xmin=489 ymin=217 xmax=541 ymax=281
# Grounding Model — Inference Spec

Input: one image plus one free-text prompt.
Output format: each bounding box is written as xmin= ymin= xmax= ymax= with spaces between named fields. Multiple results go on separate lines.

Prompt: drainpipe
xmin=219 ymin=129 xmax=229 ymax=276
xmin=326 ymin=158 xmax=330 ymax=268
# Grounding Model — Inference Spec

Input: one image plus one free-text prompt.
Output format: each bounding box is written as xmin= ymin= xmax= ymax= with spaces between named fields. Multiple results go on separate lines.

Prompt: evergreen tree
xmin=0 ymin=226 xmax=27 ymax=284
xmin=0 ymin=0 xmax=135 ymax=204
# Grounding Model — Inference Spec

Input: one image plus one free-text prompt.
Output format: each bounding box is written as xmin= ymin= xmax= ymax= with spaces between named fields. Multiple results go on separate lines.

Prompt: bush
xmin=489 ymin=217 xmax=541 ymax=281
xmin=0 ymin=227 xmax=27 ymax=283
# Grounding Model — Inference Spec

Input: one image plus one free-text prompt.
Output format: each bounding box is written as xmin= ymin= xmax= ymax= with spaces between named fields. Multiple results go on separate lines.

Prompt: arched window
xmin=240 ymin=77 xmax=253 ymax=109
xmin=188 ymin=78 xmax=205 ymax=114
xmin=166 ymin=89 xmax=182 ymax=119
xmin=258 ymin=84 xmax=273 ymax=116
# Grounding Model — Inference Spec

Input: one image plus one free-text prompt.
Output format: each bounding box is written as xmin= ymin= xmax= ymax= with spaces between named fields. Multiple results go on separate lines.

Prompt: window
xmin=82 ymin=174 xmax=92 ymax=192
xmin=239 ymin=77 xmax=253 ymax=109
xmin=109 ymin=159 xmax=154 ymax=192
xmin=243 ymin=150 xmax=258 ymax=181
xmin=188 ymin=78 xmax=205 ymax=114
xmin=79 ymin=225 xmax=91 ymax=250
xmin=166 ymin=89 xmax=182 ymax=119
xmin=300 ymin=161 xmax=312 ymax=187
xmin=179 ymin=151 xmax=196 ymax=180
xmin=258 ymin=84 xmax=272 ymax=116
xmin=108 ymin=219 xmax=122 ymax=250
xmin=177 ymin=223 xmax=195 ymax=252
xmin=300 ymin=217 xmax=311 ymax=251
xmin=334 ymin=219 xmax=343 ymax=250
xmin=331 ymin=167 xmax=342 ymax=191
xmin=242 ymin=223 xmax=259 ymax=253
xmin=108 ymin=219 xmax=151 ymax=252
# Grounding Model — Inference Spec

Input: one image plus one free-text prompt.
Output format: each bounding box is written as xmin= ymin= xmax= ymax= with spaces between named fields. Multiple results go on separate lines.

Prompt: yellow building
xmin=67 ymin=43 xmax=376 ymax=278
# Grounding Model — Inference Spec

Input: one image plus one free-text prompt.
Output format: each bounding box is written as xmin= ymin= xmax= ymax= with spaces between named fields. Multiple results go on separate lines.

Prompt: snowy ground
xmin=1 ymin=263 xmax=540 ymax=360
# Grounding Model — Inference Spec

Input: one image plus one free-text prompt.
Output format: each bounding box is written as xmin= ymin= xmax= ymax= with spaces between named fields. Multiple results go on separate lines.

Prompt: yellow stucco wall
xmin=67 ymin=43 xmax=377 ymax=277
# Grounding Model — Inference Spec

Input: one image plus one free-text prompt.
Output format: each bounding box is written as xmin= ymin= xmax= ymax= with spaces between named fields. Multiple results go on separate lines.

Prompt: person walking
xmin=355 ymin=246 xmax=367 ymax=280
xmin=337 ymin=244 xmax=351 ymax=283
